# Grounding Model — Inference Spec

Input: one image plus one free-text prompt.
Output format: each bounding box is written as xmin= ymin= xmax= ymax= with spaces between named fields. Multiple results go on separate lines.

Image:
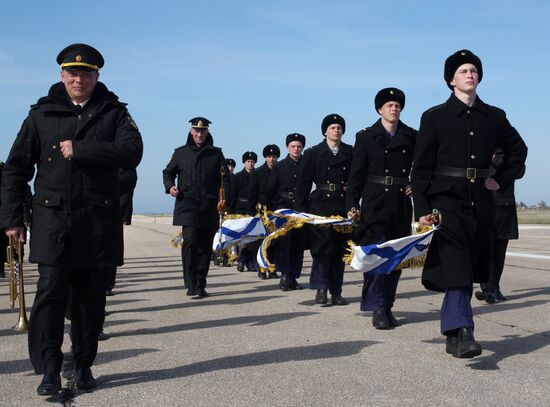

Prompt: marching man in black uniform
xmin=249 ymin=144 xmax=280 ymax=279
xmin=230 ymin=151 xmax=258 ymax=272
xmin=264 ymin=133 xmax=306 ymax=290
xmin=294 ymin=114 xmax=353 ymax=306
xmin=411 ymin=50 xmax=527 ymax=358
xmin=163 ymin=117 xmax=230 ymax=298
xmin=0 ymin=43 xmax=143 ymax=395
xmin=347 ymin=88 xmax=417 ymax=329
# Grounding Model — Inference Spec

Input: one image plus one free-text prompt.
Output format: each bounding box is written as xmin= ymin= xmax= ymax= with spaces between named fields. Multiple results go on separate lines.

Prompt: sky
xmin=1 ymin=1 xmax=548 ymax=214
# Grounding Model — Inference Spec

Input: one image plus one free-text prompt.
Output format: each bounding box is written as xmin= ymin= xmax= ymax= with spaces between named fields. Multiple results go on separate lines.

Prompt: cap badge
xmin=197 ymin=120 xmax=204 ymax=127
xmin=461 ymin=51 xmax=467 ymax=56
xmin=76 ymin=55 xmax=82 ymax=62
xmin=390 ymin=90 xmax=395 ymax=95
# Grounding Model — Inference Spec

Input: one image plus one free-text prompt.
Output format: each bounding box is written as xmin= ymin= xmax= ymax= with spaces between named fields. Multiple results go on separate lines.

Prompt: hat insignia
xmin=76 ymin=55 xmax=82 ymax=62
xmin=197 ymin=120 xmax=204 ymax=127
xmin=461 ymin=51 xmax=467 ymax=56
xmin=390 ymin=90 xmax=395 ymax=95
xmin=333 ymin=115 xmax=337 ymax=119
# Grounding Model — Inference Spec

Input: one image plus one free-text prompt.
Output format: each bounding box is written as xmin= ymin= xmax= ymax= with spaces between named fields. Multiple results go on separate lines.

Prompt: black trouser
xmin=481 ymin=238 xmax=509 ymax=292
xmin=180 ymin=226 xmax=217 ymax=289
xmin=29 ymin=265 xmax=106 ymax=374
xmin=105 ymin=266 xmax=117 ymax=291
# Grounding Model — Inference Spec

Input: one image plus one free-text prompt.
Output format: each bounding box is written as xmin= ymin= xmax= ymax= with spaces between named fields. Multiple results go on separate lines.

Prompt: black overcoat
xmin=163 ymin=134 xmax=229 ymax=228
xmin=491 ymin=150 xmax=525 ymax=240
xmin=294 ymin=140 xmax=353 ymax=256
xmin=248 ymin=162 xmax=275 ymax=213
xmin=411 ymin=94 xmax=527 ymax=291
xmin=346 ymin=120 xmax=417 ymax=245
xmin=0 ymin=82 xmax=143 ymax=268
xmin=119 ymin=168 xmax=138 ymax=225
xmin=230 ymin=169 xmax=254 ymax=215
xmin=264 ymin=154 xmax=301 ymax=211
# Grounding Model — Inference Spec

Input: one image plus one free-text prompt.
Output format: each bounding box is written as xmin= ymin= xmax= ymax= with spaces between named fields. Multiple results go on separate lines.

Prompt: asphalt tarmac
xmin=1 ymin=217 xmax=549 ymax=406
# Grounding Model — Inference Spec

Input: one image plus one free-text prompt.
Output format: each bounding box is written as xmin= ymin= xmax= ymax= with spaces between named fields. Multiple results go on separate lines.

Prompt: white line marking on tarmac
xmin=507 ymin=251 xmax=550 ymax=260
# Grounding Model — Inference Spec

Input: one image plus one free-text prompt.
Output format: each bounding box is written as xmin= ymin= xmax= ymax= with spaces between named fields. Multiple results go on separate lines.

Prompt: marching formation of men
xmin=0 ymin=43 xmax=528 ymax=397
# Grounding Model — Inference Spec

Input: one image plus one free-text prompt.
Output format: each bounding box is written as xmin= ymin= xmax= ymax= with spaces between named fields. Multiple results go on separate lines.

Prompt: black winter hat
xmin=242 ymin=151 xmax=257 ymax=163
xmin=262 ymin=144 xmax=280 ymax=158
xmin=374 ymin=87 xmax=405 ymax=112
xmin=285 ymin=133 xmax=306 ymax=147
xmin=225 ymin=158 xmax=236 ymax=167
xmin=321 ymin=114 xmax=345 ymax=135
xmin=444 ymin=49 xmax=483 ymax=90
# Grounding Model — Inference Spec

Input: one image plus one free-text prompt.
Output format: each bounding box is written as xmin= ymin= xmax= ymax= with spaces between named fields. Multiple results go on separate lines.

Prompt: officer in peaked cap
xmin=264 ymin=133 xmax=307 ymax=290
xmin=249 ymin=144 xmax=281 ymax=279
xmin=347 ymin=87 xmax=417 ymax=330
xmin=411 ymin=49 xmax=527 ymax=358
xmin=0 ymin=43 xmax=143 ymax=395
xmin=229 ymin=151 xmax=258 ymax=272
xmin=294 ymin=114 xmax=353 ymax=306
xmin=163 ymin=116 xmax=230 ymax=297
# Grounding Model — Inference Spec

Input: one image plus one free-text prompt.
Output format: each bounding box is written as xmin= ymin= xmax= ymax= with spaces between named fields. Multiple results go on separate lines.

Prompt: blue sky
xmin=1 ymin=1 xmax=548 ymax=213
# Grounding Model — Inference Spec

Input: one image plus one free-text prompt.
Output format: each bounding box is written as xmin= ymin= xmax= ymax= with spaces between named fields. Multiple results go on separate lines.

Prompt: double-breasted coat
xmin=163 ymin=134 xmax=229 ymax=228
xmin=294 ymin=140 xmax=353 ymax=256
xmin=411 ymin=94 xmax=527 ymax=292
xmin=346 ymin=120 xmax=417 ymax=245
xmin=248 ymin=162 xmax=275 ymax=213
xmin=230 ymin=168 xmax=254 ymax=215
xmin=0 ymin=82 xmax=143 ymax=268
xmin=264 ymin=154 xmax=301 ymax=211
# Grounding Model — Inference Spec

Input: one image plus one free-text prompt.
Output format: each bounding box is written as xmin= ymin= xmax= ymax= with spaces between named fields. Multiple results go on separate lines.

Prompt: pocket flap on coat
xmin=34 ymin=193 xmax=62 ymax=207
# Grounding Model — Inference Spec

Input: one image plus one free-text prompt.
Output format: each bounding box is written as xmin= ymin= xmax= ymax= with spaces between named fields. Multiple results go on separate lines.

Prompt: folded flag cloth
xmin=257 ymin=209 xmax=353 ymax=271
xmin=346 ymin=226 xmax=438 ymax=275
xmin=212 ymin=215 xmax=267 ymax=252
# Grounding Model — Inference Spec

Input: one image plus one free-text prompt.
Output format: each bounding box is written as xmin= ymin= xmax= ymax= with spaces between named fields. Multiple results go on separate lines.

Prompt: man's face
xmin=377 ymin=101 xmax=401 ymax=124
xmin=190 ymin=127 xmax=208 ymax=147
xmin=61 ymin=69 xmax=99 ymax=103
xmin=287 ymin=141 xmax=304 ymax=160
xmin=324 ymin=124 xmax=343 ymax=143
xmin=450 ymin=63 xmax=479 ymax=93
xmin=244 ymin=159 xmax=256 ymax=172
xmin=227 ymin=165 xmax=235 ymax=174
xmin=265 ymin=155 xmax=278 ymax=169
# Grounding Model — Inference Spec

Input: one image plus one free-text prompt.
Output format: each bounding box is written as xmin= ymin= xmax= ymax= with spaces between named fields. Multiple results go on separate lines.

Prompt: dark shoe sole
xmin=453 ymin=344 xmax=482 ymax=358
xmin=37 ymin=385 xmax=60 ymax=396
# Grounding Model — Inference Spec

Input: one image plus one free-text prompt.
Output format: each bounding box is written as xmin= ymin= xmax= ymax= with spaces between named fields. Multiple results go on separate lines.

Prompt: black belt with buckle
xmin=316 ymin=183 xmax=346 ymax=192
xmin=435 ymin=166 xmax=490 ymax=180
xmin=368 ymin=175 xmax=409 ymax=186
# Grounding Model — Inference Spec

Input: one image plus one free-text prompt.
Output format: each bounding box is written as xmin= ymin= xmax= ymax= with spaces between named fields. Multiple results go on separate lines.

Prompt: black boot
xmin=445 ymin=334 xmax=458 ymax=355
xmin=75 ymin=367 xmax=97 ymax=390
xmin=495 ymin=290 xmax=507 ymax=301
xmin=258 ymin=270 xmax=267 ymax=280
xmin=268 ymin=271 xmax=279 ymax=279
xmin=292 ymin=279 xmax=303 ymax=290
xmin=37 ymin=373 xmax=61 ymax=396
xmin=315 ymin=289 xmax=327 ymax=304
xmin=195 ymin=287 xmax=210 ymax=298
xmin=454 ymin=326 xmax=482 ymax=358
xmin=279 ymin=274 xmax=292 ymax=291
xmin=387 ymin=309 xmax=400 ymax=327
xmin=372 ymin=310 xmax=391 ymax=330
xmin=237 ymin=263 xmax=245 ymax=272
xmin=331 ymin=295 xmax=349 ymax=306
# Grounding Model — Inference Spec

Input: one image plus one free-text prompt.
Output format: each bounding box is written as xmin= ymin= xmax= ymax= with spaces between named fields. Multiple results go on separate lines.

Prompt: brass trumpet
xmin=5 ymin=236 xmax=29 ymax=332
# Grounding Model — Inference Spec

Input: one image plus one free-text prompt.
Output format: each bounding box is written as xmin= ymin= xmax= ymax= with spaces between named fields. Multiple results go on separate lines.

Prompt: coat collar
xmin=370 ymin=119 xmax=413 ymax=149
xmin=447 ymin=93 xmax=488 ymax=117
